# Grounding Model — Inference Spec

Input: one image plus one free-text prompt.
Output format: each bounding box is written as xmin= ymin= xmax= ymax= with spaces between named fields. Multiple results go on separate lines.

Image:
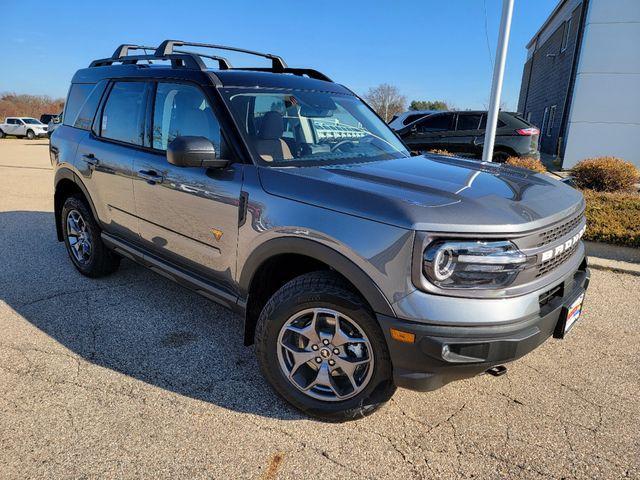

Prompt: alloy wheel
xmin=66 ymin=209 xmax=92 ymax=264
xmin=276 ymin=308 xmax=374 ymax=402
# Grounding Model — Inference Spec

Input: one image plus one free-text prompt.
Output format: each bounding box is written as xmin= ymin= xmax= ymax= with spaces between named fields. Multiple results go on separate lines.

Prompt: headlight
xmin=423 ymin=240 xmax=528 ymax=289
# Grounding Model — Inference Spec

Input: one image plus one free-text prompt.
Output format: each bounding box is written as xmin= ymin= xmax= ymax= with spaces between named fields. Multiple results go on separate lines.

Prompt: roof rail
xmin=89 ymin=53 xmax=206 ymax=70
xmin=232 ymin=67 xmax=332 ymax=82
xmin=155 ymin=39 xmax=288 ymax=71
xmin=174 ymin=49 xmax=232 ymax=70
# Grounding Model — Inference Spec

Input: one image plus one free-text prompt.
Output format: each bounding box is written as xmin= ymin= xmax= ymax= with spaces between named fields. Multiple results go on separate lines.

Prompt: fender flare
xmin=54 ymin=168 xmax=100 ymax=240
xmin=238 ymin=236 xmax=395 ymax=317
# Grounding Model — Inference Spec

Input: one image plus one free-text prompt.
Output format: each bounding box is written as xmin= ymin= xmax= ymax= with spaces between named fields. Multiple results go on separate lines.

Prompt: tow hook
xmin=486 ymin=365 xmax=507 ymax=377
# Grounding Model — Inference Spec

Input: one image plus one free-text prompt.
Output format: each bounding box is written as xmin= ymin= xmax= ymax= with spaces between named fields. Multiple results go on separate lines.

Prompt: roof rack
xmin=89 ymin=41 xmax=334 ymax=82
xmin=155 ymin=40 xmax=288 ymax=71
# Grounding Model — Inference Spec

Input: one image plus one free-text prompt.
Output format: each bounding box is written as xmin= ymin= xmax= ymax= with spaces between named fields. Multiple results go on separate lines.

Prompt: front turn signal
xmin=390 ymin=328 xmax=415 ymax=344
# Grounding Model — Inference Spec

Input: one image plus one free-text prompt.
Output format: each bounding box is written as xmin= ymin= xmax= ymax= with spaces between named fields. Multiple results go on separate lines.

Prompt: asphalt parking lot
xmin=0 ymin=139 xmax=638 ymax=479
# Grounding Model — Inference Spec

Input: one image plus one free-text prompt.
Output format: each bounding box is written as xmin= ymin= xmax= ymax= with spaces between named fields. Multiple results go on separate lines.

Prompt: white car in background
xmin=388 ymin=110 xmax=438 ymax=131
xmin=0 ymin=117 xmax=48 ymax=139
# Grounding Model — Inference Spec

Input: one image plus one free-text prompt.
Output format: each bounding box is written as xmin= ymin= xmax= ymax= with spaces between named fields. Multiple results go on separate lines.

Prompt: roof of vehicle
xmin=72 ymin=41 xmax=352 ymax=95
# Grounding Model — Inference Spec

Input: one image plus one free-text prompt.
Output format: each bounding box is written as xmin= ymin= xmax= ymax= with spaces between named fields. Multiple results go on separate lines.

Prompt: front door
xmin=132 ymin=81 xmax=243 ymax=291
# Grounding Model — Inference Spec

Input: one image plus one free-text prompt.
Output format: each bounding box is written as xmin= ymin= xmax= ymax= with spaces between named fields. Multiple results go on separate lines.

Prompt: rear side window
xmin=63 ymin=84 xmax=94 ymax=126
xmin=73 ymin=81 xmax=107 ymax=131
xmin=100 ymin=82 xmax=147 ymax=146
xmin=152 ymin=82 xmax=221 ymax=151
xmin=418 ymin=113 xmax=454 ymax=132
xmin=479 ymin=115 xmax=506 ymax=129
xmin=456 ymin=113 xmax=482 ymax=131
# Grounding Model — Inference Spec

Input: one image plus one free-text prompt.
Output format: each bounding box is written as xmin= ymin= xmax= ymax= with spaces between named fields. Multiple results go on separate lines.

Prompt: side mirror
xmin=167 ymin=136 xmax=228 ymax=169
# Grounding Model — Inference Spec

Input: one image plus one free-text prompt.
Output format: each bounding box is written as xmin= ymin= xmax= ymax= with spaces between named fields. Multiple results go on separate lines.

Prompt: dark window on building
xmin=561 ymin=18 xmax=572 ymax=52
xmin=417 ymin=113 xmax=454 ymax=132
xmin=456 ymin=113 xmax=482 ymax=131
xmin=73 ymin=81 xmax=107 ymax=131
xmin=152 ymin=82 xmax=221 ymax=151
xmin=100 ymin=81 xmax=147 ymax=146
xmin=63 ymin=84 xmax=94 ymax=127
xmin=547 ymin=105 xmax=557 ymax=136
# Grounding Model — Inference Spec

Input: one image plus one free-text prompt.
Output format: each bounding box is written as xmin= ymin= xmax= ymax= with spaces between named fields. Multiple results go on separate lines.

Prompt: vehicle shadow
xmin=0 ymin=210 xmax=302 ymax=420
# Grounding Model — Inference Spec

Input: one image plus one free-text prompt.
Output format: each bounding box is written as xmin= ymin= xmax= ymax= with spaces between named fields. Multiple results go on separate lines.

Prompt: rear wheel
xmin=61 ymin=195 xmax=120 ymax=277
xmin=0 ymin=129 xmax=5 ymax=139
xmin=26 ymin=129 xmax=35 ymax=140
xmin=255 ymin=271 xmax=396 ymax=421
xmin=492 ymin=150 xmax=510 ymax=163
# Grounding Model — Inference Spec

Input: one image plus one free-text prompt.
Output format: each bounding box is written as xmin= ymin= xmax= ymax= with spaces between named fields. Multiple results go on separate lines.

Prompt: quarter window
xmin=100 ymin=82 xmax=147 ymax=146
xmin=152 ymin=82 xmax=221 ymax=151
xmin=63 ymin=84 xmax=94 ymax=127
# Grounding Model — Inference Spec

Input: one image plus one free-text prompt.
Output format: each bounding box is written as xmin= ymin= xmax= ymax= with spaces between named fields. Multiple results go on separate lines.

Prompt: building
xmin=517 ymin=0 xmax=640 ymax=169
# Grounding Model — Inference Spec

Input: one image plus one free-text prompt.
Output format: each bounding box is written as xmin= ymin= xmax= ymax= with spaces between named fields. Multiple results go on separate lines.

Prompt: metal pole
xmin=482 ymin=0 xmax=515 ymax=162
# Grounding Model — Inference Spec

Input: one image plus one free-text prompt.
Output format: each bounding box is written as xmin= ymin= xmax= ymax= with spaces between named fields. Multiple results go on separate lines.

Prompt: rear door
xmin=403 ymin=113 xmax=454 ymax=152
xmin=75 ymin=80 xmax=148 ymax=240
xmin=448 ymin=112 xmax=483 ymax=155
xmin=132 ymin=81 xmax=243 ymax=291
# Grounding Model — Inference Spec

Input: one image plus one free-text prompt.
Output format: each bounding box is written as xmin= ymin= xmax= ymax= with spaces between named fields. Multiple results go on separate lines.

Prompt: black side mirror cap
xmin=167 ymin=136 xmax=228 ymax=169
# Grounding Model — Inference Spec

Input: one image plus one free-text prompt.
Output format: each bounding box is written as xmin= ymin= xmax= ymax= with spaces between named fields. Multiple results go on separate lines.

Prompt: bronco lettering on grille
xmin=540 ymin=225 xmax=586 ymax=262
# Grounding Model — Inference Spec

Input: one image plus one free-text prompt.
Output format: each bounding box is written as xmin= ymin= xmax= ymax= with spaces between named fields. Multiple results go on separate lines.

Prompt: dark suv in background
xmin=51 ymin=41 xmax=588 ymax=421
xmin=396 ymin=111 xmax=540 ymax=162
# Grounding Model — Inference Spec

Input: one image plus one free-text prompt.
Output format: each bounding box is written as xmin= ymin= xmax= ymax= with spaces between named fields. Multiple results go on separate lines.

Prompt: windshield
xmin=222 ymin=89 xmax=409 ymax=166
xmin=22 ymin=118 xmax=43 ymax=125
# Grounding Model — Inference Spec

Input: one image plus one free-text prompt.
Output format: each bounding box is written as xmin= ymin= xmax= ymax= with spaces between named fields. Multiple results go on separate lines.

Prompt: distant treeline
xmin=0 ymin=93 xmax=65 ymax=120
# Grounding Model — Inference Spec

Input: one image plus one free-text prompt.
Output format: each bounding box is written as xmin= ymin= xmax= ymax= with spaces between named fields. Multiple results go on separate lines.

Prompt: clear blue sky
xmin=0 ymin=0 xmax=558 ymax=110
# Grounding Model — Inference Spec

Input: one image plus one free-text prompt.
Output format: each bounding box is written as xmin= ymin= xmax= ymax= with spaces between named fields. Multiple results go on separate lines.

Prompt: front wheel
xmin=492 ymin=150 xmax=510 ymax=163
xmin=26 ymin=130 xmax=35 ymax=140
xmin=255 ymin=271 xmax=396 ymax=421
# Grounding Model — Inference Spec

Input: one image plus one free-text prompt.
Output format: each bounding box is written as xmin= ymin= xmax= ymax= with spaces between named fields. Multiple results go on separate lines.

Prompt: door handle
xmin=138 ymin=169 xmax=164 ymax=184
xmin=82 ymin=153 xmax=99 ymax=167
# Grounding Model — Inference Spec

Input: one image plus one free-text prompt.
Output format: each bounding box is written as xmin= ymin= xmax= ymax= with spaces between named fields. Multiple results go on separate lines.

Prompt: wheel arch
xmin=239 ymin=237 xmax=395 ymax=345
xmin=54 ymin=168 xmax=99 ymax=241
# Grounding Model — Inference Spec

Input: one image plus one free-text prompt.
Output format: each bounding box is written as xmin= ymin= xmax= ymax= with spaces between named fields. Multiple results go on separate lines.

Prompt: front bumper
xmin=378 ymin=259 xmax=590 ymax=391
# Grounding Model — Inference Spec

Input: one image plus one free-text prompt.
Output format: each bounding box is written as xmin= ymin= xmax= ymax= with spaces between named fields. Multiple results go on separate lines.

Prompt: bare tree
xmin=363 ymin=84 xmax=406 ymax=122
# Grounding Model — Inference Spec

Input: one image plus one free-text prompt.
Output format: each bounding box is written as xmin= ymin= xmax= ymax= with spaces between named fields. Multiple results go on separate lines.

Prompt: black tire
xmin=61 ymin=194 xmax=120 ymax=277
xmin=26 ymin=129 xmax=35 ymax=140
xmin=492 ymin=150 xmax=510 ymax=163
xmin=255 ymin=271 xmax=396 ymax=421
xmin=0 ymin=129 xmax=5 ymax=139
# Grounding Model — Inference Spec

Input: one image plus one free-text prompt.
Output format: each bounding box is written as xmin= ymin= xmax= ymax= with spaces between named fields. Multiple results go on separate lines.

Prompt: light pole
xmin=482 ymin=0 xmax=515 ymax=163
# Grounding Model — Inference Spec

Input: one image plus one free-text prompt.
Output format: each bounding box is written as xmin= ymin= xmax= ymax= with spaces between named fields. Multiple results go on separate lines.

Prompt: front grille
xmin=537 ymin=211 xmax=584 ymax=247
xmin=537 ymin=242 xmax=580 ymax=278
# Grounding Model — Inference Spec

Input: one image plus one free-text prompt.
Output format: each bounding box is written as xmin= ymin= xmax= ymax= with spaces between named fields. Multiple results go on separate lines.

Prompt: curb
xmin=588 ymin=257 xmax=640 ymax=276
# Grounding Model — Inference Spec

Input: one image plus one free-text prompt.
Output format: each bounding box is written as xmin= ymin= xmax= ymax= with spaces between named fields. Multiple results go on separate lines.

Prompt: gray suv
xmin=51 ymin=41 xmax=590 ymax=420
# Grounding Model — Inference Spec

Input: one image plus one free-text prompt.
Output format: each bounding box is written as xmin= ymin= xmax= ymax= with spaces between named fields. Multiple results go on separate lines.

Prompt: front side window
xmin=222 ymin=88 xmax=408 ymax=166
xmin=152 ymin=83 xmax=221 ymax=151
xmin=456 ymin=113 xmax=482 ymax=131
xmin=418 ymin=113 xmax=454 ymax=133
xmin=100 ymin=81 xmax=147 ymax=146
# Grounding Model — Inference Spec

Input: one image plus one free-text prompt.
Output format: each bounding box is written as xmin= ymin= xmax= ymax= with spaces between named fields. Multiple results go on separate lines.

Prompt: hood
xmin=258 ymin=155 xmax=585 ymax=233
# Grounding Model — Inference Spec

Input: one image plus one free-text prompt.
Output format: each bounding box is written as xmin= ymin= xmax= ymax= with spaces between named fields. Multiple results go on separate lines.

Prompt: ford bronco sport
xmin=51 ymin=41 xmax=590 ymax=420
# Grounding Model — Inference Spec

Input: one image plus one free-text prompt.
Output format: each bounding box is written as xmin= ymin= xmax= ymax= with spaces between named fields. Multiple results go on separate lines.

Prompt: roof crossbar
xmin=111 ymin=44 xmax=157 ymax=59
xmin=174 ymin=49 xmax=232 ymax=70
xmin=155 ymin=39 xmax=288 ymax=71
